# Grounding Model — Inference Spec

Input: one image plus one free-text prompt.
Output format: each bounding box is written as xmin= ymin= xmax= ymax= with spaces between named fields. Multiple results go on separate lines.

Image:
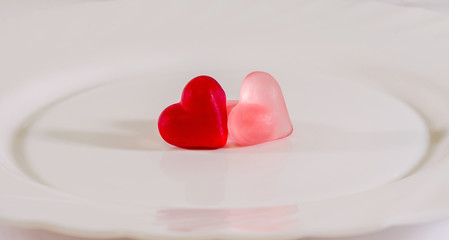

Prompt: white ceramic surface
xmin=18 ymin=75 xmax=427 ymax=208
xmin=1 ymin=0 xmax=449 ymax=239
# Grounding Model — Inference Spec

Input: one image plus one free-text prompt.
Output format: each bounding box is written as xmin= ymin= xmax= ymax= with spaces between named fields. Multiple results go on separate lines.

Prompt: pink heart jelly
xmin=228 ymin=71 xmax=293 ymax=146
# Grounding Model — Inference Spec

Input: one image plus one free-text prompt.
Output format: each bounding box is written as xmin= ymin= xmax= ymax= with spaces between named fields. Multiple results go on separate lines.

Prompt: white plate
xmin=0 ymin=0 xmax=449 ymax=239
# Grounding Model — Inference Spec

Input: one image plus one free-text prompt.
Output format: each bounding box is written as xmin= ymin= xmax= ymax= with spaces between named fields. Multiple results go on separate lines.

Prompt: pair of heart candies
xmin=158 ymin=71 xmax=293 ymax=149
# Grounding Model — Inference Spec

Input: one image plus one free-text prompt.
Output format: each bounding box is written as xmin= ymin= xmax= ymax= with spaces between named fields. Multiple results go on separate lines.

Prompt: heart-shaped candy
xmin=228 ymin=71 xmax=293 ymax=146
xmin=158 ymin=76 xmax=228 ymax=149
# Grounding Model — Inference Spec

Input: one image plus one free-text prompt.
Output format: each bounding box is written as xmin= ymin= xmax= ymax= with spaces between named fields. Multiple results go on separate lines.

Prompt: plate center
xmin=14 ymin=75 xmax=428 ymax=208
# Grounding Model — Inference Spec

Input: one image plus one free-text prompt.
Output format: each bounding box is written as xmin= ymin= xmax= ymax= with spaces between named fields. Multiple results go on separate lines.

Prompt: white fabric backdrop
xmin=1 ymin=0 xmax=449 ymax=239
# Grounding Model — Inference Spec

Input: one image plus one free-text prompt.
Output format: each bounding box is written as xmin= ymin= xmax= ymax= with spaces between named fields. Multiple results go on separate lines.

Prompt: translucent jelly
xmin=228 ymin=71 xmax=293 ymax=146
xmin=158 ymin=76 xmax=228 ymax=149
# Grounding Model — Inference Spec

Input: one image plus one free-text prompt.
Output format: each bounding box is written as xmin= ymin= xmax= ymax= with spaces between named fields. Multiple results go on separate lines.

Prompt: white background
xmin=1 ymin=0 xmax=449 ymax=239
